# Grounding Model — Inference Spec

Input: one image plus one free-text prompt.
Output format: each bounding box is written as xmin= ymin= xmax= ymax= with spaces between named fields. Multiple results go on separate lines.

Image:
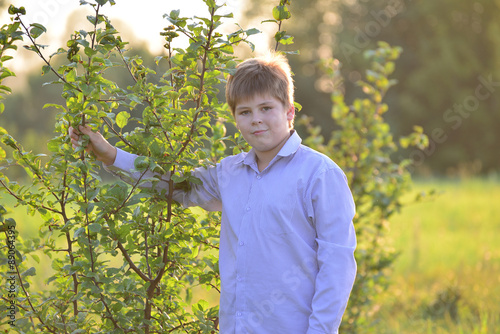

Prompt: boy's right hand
xmin=69 ymin=125 xmax=117 ymax=166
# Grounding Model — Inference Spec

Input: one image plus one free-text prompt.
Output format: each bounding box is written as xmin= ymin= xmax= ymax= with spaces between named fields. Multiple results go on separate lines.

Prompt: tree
xmin=0 ymin=1 xmax=259 ymax=332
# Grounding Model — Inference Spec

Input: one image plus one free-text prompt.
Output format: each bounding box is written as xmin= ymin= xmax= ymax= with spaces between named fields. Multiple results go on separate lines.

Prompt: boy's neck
xmin=255 ymin=130 xmax=293 ymax=172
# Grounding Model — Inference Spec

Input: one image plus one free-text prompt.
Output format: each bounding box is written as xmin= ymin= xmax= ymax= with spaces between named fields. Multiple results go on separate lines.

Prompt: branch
xmin=274 ymin=20 xmax=283 ymax=52
xmin=117 ymin=46 xmax=137 ymax=83
xmin=65 ymin=230 xmax=79 ymax=317
xmin=147 ymin=242 xmax=169 ymax=299
xmin=15 ymin=14 xmax=81 ymax=93
xmin=116 ymin=241 xmax=152 ymax=282
xmin=101 ymin=117 xmax=135 ymax=149
xmin=0 ymin=179 xmax=62 ymax=215
xmin=175 ymin=7 xmax=216 ymax=160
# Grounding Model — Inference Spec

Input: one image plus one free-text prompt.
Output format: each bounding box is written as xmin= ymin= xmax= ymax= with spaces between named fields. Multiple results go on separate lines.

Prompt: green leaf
xmin=116 ymin=111 xmax=130 ymax=129
xmin=43 ymin=103 xmax=66 ymax=112
xmin=272 ymin=5 xmax=291 ymax=21
xmin=66 ymin=69 xmax=77 ymax=82
xmin=42 ymin=65 xmax=51 ymax=76
xmin=74 ymin=227 xmax=86 ymax=239
xmin=134 ymin=156 xmax=150 ymax=170
xmin=29 ymin=23 xmax=47 ymax=39
xmin=8 ymin=5 xmax=26 ymax=15
xmin=261 ymin=19 xmax=278 ymax=24
xmin=47 ymin=138 xmax=61 ymax=152
xmin=88 ymin=223 xmax=102 ymax=233
xmin=170 ymin=174 xmax=187 ymax=183
xmin=245 ymin=28 xmax=260 ymax=36
xmin=170 ymin=9 xmax=180 ymax=20
xmin=278 ymin=35 xmax=294 ymax=45
xmin=204 ymin=0 xmax=216 ymax=9
xmin=22 ymin=267 xmax=36 ymax=277
xmin=0 ymin=85 xmax=12 ymax=93
xmin=87 ymin=15 xmax=97 ymax=25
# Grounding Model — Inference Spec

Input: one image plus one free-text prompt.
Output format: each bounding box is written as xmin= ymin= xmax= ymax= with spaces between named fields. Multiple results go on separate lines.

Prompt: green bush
xmin=300 ymin=42 xmax=427 ymax=332
xmin=0 ymin=1 xmax=256 ymax=332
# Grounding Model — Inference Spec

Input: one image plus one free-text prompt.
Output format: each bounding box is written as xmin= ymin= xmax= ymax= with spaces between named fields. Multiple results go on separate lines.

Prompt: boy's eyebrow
xmin=235 ymin=100 xmax=276 ymax=110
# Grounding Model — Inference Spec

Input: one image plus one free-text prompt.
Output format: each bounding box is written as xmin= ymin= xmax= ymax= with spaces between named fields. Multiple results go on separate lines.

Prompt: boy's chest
xmin=218 ymin=163 xmax=312 ymax=238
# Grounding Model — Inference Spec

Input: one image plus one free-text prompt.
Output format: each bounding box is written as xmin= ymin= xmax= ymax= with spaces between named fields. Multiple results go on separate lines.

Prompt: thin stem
xmin=0 ymin=179 xmax=62 ymax=215
xmin=116 ymin=241 xmax=152 ymax=282
xmin=117 ymin=46 xmax=137 ymax=83
xmin=101 ymin=117 xmax=135 ymax=149
xmin=15 ymin=14 xmax=81 ymax=93
xmin=175 ymin=6 xmax=216 ymax=160
xmin=65 ymin=230 xmax=79 ymax=317
xmin=274 ymin=20 xmax=283 ymax=52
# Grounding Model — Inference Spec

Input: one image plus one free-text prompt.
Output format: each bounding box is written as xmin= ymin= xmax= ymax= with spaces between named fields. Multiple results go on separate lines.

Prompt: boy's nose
xmin=251 ymin=114 xmax=263 ymax=124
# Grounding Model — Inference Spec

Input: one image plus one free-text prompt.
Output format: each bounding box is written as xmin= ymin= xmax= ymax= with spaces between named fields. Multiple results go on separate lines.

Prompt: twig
xmin=15 ymin=14 xmax=81 ymax=93
xmin=116 ymin=241 xmax=152 ymax=282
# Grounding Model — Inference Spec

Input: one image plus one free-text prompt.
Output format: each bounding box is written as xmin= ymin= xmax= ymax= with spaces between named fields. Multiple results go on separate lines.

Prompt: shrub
xmin=300 ymin=42 xmax=427 ymax=332
xmin=0 ymin=1 xmax=259 ymax=332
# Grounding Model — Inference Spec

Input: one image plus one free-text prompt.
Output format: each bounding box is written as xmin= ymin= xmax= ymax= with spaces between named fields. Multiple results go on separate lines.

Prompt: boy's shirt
xmin=106 ymin=130 xmax=357 ymax=334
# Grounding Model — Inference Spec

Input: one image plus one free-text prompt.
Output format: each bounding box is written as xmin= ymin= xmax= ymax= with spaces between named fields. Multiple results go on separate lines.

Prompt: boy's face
xmin=234 ymin=94 xmax=295 ymax=162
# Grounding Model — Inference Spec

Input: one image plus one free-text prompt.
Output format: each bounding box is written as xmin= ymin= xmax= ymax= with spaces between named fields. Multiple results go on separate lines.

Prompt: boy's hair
xmin=225 ymin=52 xmax=295 ymax=115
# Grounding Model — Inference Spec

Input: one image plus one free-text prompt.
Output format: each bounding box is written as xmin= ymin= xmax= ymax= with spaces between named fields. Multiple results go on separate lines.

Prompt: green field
xmin=2 ymin=177 xmax=499 ymax=333
xmin=371 ymin=177 xmax=500 ymax=334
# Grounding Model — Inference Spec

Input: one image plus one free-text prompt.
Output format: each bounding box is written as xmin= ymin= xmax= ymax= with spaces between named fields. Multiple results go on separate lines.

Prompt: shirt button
xmin=256 ymin=175 xmax=262 ymax=180
xmin=239 ymin=241 xmax=244 ymax=246
xmin=237 ymin=275 xmax=243 ymax=282
xmin=236 ymin=312 xmax=242 ymax=317
xmin=246 ymin=207 xmax=250 ymax=211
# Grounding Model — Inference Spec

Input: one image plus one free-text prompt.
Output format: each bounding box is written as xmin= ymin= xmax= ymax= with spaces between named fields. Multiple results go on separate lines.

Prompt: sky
xmin=2 ymin=0 xmax=272 ymax=76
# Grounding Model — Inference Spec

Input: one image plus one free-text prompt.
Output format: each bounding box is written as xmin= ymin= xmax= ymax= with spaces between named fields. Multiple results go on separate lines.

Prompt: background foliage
xmin=244 ymin=0 xmax=500 ymax=176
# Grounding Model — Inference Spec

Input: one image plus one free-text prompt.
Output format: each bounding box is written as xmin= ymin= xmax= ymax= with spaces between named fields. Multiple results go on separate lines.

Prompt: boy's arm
xmin=307 ymin=167 xmax=357 ymax=334
xmin=70 ymin=125 xmax=222 ymax=211
xmin=105 ymin=148 xmax=222 ymax=211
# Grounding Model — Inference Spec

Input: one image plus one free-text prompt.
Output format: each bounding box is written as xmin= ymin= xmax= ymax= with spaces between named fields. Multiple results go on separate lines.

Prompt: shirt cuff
xmin=307 ymin=328 xmax=338 ymax=334
xmin=103 ymin=147 xmax=137 ymax=173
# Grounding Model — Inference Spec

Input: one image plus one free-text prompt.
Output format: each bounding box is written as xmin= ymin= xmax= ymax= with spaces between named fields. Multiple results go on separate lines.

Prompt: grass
xmin=370 ymin=177 xmax=500 ymax=334
xmin=1 ymin=177 xmax=499 ymax=333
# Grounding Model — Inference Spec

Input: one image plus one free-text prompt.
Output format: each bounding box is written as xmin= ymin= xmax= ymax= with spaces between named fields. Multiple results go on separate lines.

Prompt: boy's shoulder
xmin=296 ymin=144 xmax=342 ymax=172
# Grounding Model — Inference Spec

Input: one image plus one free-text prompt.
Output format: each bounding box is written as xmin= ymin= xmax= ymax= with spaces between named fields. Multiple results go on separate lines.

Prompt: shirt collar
xmin=241 ymin=130 xmax=302 ymax=167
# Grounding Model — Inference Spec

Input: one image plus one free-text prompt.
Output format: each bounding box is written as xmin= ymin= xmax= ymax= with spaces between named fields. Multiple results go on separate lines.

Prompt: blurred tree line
xmin=2 ymin=0 xmax=500 ymax=175
xmin=245 ymin=0 xmax=500 ymax=176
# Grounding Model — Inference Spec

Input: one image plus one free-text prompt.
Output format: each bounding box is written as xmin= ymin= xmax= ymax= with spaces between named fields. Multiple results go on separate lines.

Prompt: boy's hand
xmin=69 ymin=125 xmax=117 ymax=166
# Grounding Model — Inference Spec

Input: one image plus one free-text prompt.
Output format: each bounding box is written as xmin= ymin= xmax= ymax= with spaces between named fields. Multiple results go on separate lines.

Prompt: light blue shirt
xmin=106 ymin=131 xmax=357 ymax=334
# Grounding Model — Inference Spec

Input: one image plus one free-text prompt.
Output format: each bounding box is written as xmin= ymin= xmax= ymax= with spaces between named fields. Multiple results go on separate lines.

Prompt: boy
xmin=70 ymin=53 xmax=356 ymax=334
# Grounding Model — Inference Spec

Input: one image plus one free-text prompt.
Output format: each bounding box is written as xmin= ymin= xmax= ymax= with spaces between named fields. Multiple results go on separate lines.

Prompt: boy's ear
xmin=286 ymin=104 xmax=295 ymax=121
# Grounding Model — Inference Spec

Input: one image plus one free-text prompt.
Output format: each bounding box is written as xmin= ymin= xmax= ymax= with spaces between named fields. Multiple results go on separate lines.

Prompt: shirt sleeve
xmin=306 ymin=166 xmax=357 ymax=334
xmin=104 ymin=148 xmax=222 ymax=212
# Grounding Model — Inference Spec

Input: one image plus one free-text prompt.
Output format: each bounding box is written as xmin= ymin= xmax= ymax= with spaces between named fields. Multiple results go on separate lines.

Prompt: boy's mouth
xmin=252 ymin=129 xmax=267 ymax=135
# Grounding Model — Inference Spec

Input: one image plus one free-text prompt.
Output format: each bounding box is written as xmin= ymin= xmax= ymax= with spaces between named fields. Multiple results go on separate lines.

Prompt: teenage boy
xmin=69 ymin=53 xmax=357 ymax=334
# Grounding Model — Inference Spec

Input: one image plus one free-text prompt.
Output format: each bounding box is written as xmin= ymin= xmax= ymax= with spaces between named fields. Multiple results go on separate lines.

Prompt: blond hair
xmin=225 ymin=53 xmax=295 ymax=115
